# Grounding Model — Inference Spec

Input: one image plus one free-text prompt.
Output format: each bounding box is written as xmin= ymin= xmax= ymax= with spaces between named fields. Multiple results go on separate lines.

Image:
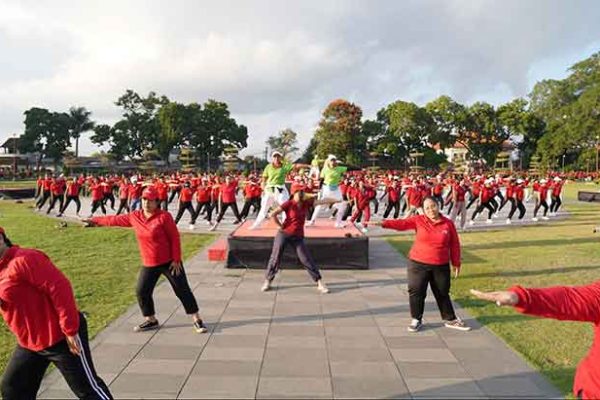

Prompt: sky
xmin=0 ymin=0 xmax=599 ymax=159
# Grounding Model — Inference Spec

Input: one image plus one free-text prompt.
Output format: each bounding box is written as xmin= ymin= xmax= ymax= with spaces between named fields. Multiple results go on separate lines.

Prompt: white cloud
xmin=0 ymin=0 xmax=599 ymax=158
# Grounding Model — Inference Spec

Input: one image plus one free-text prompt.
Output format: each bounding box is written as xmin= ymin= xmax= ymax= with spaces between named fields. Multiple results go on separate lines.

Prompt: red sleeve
xmin=16 ymin=251 xmax=80 ymax=336
xmin=381 ymin=216 xmax=418 ymax=231
xmin=509 ymin=282 xmax=600 ymax=323
xmin=162 ymin=212 xmax=182 ymax=263
xmin=91 ymin=214 xmax=132 ymax=228
xmin=280 ymin=200 xmax=292 ymax=212
xmin=447 ymin=220 xmax=461 ymax=268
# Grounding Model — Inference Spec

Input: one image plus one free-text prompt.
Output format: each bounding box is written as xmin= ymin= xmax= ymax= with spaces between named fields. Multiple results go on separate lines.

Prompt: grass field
xmin=387 ymin=182 xmax=600 ymax=395
xmin=0 ymin=201 xmax=213 ymax=373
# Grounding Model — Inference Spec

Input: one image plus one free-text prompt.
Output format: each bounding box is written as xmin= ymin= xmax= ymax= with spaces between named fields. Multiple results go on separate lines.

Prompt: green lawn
xmin=387 ymin=182 xmax=600 ymax=395
xmin=0 ymin=180 xmax=37 ymax=189
xmin=0 ymin=201 xmax=213 ymax=373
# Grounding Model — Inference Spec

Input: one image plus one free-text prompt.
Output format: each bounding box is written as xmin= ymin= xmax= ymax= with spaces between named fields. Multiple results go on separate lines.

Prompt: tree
xmin=425 ymin=95 xmax=469 ymax=150
xmin=68 ymin=106 xmax=95 ymax=158
xmin=455 ymin=102 xmax=506 ymax=165
xmin=314 ymin=99 xmax=364 ymax=165
xmin=266 ymin=128 xmax=299 ymax=160
xmin=20 ymin=107 xmax=72 ymax=170
xmin=157 ymin=102 xmax=187 ymax=164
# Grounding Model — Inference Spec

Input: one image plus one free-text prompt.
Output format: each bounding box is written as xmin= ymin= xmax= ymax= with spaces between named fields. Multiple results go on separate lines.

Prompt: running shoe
xmin=542 ymin=216 xmax=550 ymax=221
xmin=305 ymin=220 xmax=315 ymax=227
xmin=261 ymin=280 xmax=272 ymax=292
xmin=407 ymin=319 xmax=423 ymax=333
xmin=505 ymin=218 xmax=511 ymax=225
xmin=208 ymin=223 xmax=218 ymax=232
xmin=469 ymin=220 xmax=475 ymax=226
xmin=189 ymin=224 xmax=195 ymax=230
xmin=317 ymin=281 xmax=329 ymax=294
xmin=444 ymin=318 xmax=471 ymax=331
xmin=334 ymin=222 xmax=347 ymax=229
xmin=485 ymin=219 xmax=493 ymax=224
xmin=532 ymin=217 xmax=539 ymax=222
xmin=193 ymin=320 xmax=208 ymax=333
xmin=133 ymin=319 xmax=159 ymax=332
xmin=361 ymin=227 xmax=368 ymax=234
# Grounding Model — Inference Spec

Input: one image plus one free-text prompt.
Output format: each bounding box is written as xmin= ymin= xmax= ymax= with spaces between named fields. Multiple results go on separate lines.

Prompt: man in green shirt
xmin=250 ymin=151 xmax=308 ymax=230
xmin=307 ymin=154 xmax=349 ymax=228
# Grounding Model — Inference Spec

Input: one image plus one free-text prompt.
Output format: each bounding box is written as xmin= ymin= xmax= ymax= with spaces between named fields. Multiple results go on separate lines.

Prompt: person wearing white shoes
xmin=261 ymin=189 xmax=338 ymax=294
xmin=549 ymin=176 xmax=564 ymax=216
xmin=533 ymin=179 xmax=550 ymax=222
xmin=372 ymin=197 xmax=470 ymax=333
xmin=307 ymin=155 xmax=349 ymax=228
xmin=470 ymin=180 xmax=495 ymax=225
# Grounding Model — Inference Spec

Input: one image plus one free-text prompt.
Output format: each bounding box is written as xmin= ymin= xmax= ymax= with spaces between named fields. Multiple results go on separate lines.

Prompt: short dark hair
xmin=1 ymin=233 xmax=12 ymax=247
xmin=422 ymin=196 xmax=439 ymax=206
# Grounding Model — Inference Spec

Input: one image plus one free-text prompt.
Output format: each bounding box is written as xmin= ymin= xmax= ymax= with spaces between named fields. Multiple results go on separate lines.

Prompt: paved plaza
xmin=38 ymin=237 xmax=561 ymax=399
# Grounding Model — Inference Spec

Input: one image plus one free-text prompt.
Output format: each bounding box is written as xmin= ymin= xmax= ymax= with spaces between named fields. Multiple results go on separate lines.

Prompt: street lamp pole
xmin=596 ymin=135 xmax=599 ymax=174
xmin=562 ymin=154 xmax=566 ymax=172
xmin=12 ymin=133 xmax=17 ymax=181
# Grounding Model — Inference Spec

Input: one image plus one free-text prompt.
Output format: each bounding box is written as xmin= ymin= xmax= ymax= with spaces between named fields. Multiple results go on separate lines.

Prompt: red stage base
xmin=226 ymin=219 xmax=369 ymax=269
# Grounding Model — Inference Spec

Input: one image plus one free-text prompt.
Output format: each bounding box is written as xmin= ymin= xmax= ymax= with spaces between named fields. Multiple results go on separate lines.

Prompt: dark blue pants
xmin=265 ymin=231 xmax=322 ymax=282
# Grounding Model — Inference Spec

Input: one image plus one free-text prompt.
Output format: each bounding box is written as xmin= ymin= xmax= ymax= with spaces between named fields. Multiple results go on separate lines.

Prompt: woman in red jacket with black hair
xmin=372 ymin=196 xmax=470 ymax=333
xmin=0 ymin=227 xmax=112 ymax=400
xmin=471 ymin=282 xmax=600 ymax=399
xmin=83 ymin=187 xmax=207 ymax=334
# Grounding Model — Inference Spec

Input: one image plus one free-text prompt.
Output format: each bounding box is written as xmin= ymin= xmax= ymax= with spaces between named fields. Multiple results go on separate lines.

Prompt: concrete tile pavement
xmin=37 ymin=237 xmax=562 ymax=399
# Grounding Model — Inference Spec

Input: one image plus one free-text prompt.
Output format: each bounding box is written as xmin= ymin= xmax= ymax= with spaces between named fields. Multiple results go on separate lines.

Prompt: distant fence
xmin=0 ymin=188 xmax=36 ymax=200
xmin=578 ymin=191 xmax=600 ymax=203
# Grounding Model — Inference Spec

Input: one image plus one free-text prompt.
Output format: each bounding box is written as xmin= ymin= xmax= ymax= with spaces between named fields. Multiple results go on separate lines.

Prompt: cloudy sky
xmin=1 ymin=0 xmax=599 ymax=158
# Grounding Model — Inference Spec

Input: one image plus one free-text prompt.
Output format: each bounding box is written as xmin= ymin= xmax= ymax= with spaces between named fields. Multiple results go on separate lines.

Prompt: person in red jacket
xmin=174 ymin=181 xmax=198 ymax=229
xmin=82 ymin=187 xmax=207 ymax=334
xmin=469 ymin=179 xmax=495 ymax=226
xmin=372 ymin=196 xmax=470 ymax=333
xmin=116 ymin=177 xmax=131 ymax=215
xmin=471 ymin=281 xmax=600 ymax=399
xmin=88 ymin=179 xmax=107 ymax=217
xmin=194 ymin=178 xmax=213 ymax=225
xmin=0 ymin=227 xmax=113 ymax=400
xmin=58 ymin=177 xmax=82 ymax=217
xmin=350 ymin=181 xmax=376 ymax=233
xmin=533 ymin=178 xmax=550 ymax=222
xmin=46 ymin=176 xmax=66 ymax=215
xmin=209 ymin=175 xmax=242 ymax=231
xmin=549 ymin=176 xmax=564 ymax=216
xmin=35 ymin=174 xmax=53 ymax=211
xmin=381 ymin=179 xmax=402 ymax=219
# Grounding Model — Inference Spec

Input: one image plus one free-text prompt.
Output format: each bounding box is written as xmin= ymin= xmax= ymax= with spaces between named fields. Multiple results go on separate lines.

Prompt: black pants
xmin=116 ymin=198 xmax=129 ymax=215
xmin=507 ymin=199 xmax=526 ymax=220
xmin=216 ymin=202 xmax=242 ymax=223
xmin=168 ymin=188 xmax=180 ymax=204
xmin=265 ymin=231 xmax=322 ymax=282
xmin=466 ymin=195 xmax=478 ymax=210
xmin=407 ymin=260 xmax=456 ymax=321
xmin=174 ymin=201 xmax=197 ymax=224
xmin=498 ymin=197 xmax=509 ymax=212
xmin=1 ymin=313 xmax=112 ymax=400
xmin=61 ymin=196 xmax=81 ymax=214
xmin=195 ymin=201 xmax=214 ymax=222
xmin=383 ymin=201 xmax=400 ymax=219
xmin=137 ymin=262 xmax=199 ymax=317
xmin=36 ymin=191 xmax=51 ymax=210
xmin=90 ymin=200 xmax=106 ymax=215
xmin=240 ymin=197 xmax=261 ymax=219
xmin=534 ymin=200 xmax=549 ymax=218
xmin=489 ymin=198 xmax=498 ymax=213
xmin=471 ymin=201 xmax=494 ymax=220
xmin=371 ymin=198 xmax=379 ymax=214
xmin=550 ymin=195 xmax=562 ymax=213
xmin=46 ymin=195 xmax=64 ymax=214
xmin=102 ymin=193 xmax=115 ymax=210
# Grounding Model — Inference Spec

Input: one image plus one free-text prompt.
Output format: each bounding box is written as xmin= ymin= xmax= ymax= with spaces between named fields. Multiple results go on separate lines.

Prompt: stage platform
xmin=226 ymin=219 xmax=369 ymax=269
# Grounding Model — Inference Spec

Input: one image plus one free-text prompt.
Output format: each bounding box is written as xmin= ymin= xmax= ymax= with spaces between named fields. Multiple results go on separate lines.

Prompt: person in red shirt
xmin=466 ymin=179 xmax=481 ymax=210
xmin=194 ymin=178 xmax=213 ymax=225
xmin=209 ymin=176 xmax=242 ymax=231
xmin=350 ymin=181 xmax=376 ymax=233
xmin=449 ymin=179 xmax=468 ymax=230
xmin=381 ymin=179 xmax=402 ymax=219
xmin=116 ymin=177 xmax=131 ymax=215
xmin=533 ymin=179 xmax=550 ymax=222
xmin=88 ymin=179 xmax=107 ymax=217
xmin=261 ymin=190 xmax=338 ymax=293
xmin=469 ymin=179 xmax=495 ymax=225
xmin=404 ymin=181 xmax=424 ymax=218
xmin=58 ymin=177 xmax=82 ymax=217
xmin=0 ymin=227 xmax=113 ymax=400
xmin=432 ymin=177 xmax=445 ymax=210
xmin=83 ymin=187 xmax=207 ymax=334
xmin=155 ymin=177 xmax=169 ymax=211
xmin=549 ymin=176 xmax=564 ymax=216
xmin=35 ymin=174 xmax=53 ymax=211
xmin=174 ymin=181 xmax=198 ymax=229
xmin=372 ymin=196 xmax=469 ymax=333
xmin=471 ymin=281 xmax=600 ymax=399
xmin=46 ymin=176 xmax=66 ymax=215
xmin=508 ymin=178 xmax=527 ymax=222
xmin=101 ymin=178 xmax=116 ymax=211
xmin=239 ymin=177 xmax=262 ymax=220
xmin=128 ymin=177 xmax=143 ymax=211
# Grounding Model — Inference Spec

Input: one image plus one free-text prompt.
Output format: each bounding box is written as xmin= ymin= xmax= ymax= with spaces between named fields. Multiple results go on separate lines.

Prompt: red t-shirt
xmin=179 ymin=188 xmax=193 ymax=202
xmin=119 ymin=183 xmax=130 ymax=199
xmin=453 ymin=184 xmax=466 ymax=202
xmin=220 ymin=182 xmax=237 ymax=203
xmin=280 ymin=199 xmax=314 ymax=237
xmin=66 ymin=182 xmax=80 ymax=197
xmin=195 ymin=186 xmax=211 ymax=203
xmin=387 ymin=186 xmax=401 ymax=202
xmin=90 ymin=184 xmax=104 ymax=201
xmin=406 ymin=186 xmax=423 ymax=207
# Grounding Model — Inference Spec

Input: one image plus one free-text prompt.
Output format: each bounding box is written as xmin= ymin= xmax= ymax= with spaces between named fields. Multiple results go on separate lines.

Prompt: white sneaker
xmin=493 ymin=213 xmax=499 ymax=219
xmin=469 ymin=220 xmax=475 ymax=226
xmin=317 ymin=281 xmax=329 ymax=294
xmin=505 ymin=219 xmax=511 ymax=225
xmin=532 ymin=217 xmax=539 ymax=222
xmin=334 ymin=222 xmax=347 ymax=229
xmin=486 ymin=219 xmax=493 ymax=224
xmin=329 ymin=215 xmax=335 ymax=220
xmin=205 ymin=220 xmax=211 ymax=226
xmin=261 ymin=280 xmax=271 ymax=292
xmin=444 ymin=318 xmax=471 ymax=331
xmin=361 ymin=227 xmax=368 ymax=234
xmin=208 ymin=223 xmax=218 ymax=232
xmin=542 ymin=216 xmax=549 ymax=221
xmin=305 ymin=220 xmax=315 ymax=227
xmin=189 ymin=224 xmax=195 ymax=230
xmin=407 ymin=319 xmax=423 ymax=332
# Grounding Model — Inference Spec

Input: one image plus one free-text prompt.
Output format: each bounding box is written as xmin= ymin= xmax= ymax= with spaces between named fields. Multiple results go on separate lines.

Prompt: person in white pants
xmin=250 ymin=151 xmax=308 ymax=230
xmin=307 ymin=155 xmax=349 ymax=228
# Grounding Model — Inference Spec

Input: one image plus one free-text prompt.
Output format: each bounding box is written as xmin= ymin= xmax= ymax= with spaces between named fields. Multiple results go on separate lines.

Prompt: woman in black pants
xmin=372 ymin=197 xmax=470 ymax=332
xmin=83 ymin=187 xmax=207 ymax=334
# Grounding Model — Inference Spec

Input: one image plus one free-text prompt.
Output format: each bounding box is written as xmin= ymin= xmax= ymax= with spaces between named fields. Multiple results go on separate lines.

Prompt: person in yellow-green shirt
xmin=307 ymin=154 xmax=349 ymax=228
xmin=309 ymin=155 xmax=322 ymax=181
xmin=250 ymin=151 xmax=308 ymax=230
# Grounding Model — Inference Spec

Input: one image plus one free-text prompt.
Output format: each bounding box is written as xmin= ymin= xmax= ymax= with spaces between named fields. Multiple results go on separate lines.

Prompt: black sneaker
xmin=193 ymin=320 xmax=208 ymax=333
xmin=133 ymin=319 xmax=159 ymax=332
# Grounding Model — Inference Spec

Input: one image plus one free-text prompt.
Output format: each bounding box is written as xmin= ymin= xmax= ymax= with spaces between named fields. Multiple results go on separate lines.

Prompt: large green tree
xmin=68 ymin=106 xmax=95 ymax=158
xmin=266 ymin=128 xmax=299 ymax=160
xmin=455 ymin=102 xmax=506 ymax=165
xmin=425 ymin=95 xmax=469 ymax=150
xmin=314 ymin=99 xmax=364 ymax=165
xmin=20 ymin=107 xmax=72 ymax=169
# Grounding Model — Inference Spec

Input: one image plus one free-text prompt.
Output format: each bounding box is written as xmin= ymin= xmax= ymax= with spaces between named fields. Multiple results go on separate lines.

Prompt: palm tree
xmin=69 ymin=106 xmax=95 ymax=158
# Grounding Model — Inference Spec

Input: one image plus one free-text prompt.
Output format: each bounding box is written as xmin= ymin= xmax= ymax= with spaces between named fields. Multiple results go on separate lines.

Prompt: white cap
xmin=271 ymin=151 xmax=283 ymax=158
xmin=327 ymin=154 xmax=337 ymax=161
xmin=516 ymin=179 xmax=524 ymax=184
xmin=540 ymin=179 xmax=547 ymax=184
xmin=554 ymin=177 xmax=561 ymax=181
xmin=131 ymin=176 xmax=138 ymax=182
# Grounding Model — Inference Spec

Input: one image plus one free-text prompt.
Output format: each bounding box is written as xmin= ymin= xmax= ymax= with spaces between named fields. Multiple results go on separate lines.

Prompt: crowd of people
xmin=32 ymin=153 xmax=567 ymax=234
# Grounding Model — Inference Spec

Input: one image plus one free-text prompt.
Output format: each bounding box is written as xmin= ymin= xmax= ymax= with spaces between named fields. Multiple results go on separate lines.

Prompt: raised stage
xmin=226 ymin=219 xmax=369 ymax=269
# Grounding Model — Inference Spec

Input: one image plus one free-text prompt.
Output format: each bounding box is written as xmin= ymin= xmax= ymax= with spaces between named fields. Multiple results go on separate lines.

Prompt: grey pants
xmin=265 ymin=231 xmax=322 ymax=282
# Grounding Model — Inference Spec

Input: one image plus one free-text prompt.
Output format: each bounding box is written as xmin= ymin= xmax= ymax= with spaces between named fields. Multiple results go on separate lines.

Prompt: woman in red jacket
xmin=372 ymin=196 xmax=470 ymax=333
xmin=471 ymin=282 xmax=600 ymax=399
xmin=83 ymin=187 xmax=207 ymax=334
xmin=0 ymin=227 xmax=113 ymax=400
